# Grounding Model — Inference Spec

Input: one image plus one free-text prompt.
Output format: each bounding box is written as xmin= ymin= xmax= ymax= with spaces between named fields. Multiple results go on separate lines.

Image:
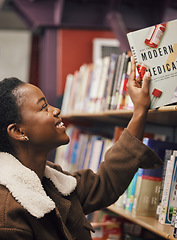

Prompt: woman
xmin=0 ymin=57 xmax=162 ymax=240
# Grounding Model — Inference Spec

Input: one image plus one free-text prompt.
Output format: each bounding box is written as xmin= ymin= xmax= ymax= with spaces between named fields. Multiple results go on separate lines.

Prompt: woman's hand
xmin=126 ymin=56 xmax=151 ymax=140
xmin=127 ymin=56 xmax=151 ymax=113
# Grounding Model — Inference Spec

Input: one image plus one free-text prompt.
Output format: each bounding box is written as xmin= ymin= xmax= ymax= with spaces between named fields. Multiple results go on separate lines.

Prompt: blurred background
xmin=0 ymin=0 xmax=176 ymax=162
xmin=0 ymin=0 xmax=176 ymax=107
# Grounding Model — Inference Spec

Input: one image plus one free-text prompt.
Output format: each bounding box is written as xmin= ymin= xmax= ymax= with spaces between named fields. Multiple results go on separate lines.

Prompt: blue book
xmin=88 ymin=136 xmax=105 ymax=173
xmin=128 ymin=171 xmax=138 ymax=212
xmin=143 ymin=137 xmax=177 ymax=177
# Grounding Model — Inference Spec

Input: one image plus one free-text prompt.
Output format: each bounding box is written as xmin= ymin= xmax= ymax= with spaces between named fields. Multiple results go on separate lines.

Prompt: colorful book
xmin=65 ymin=127 xmax=81 ymax=172
xmin=95 ymin=57 xmax=110 ymax=112
xmin=99 ymin=138 xmax=113 ymax=164
xmin=159 ymin=151 xmax=177 ymax=224
xmin=165 ymin=153 xmax=177 ymax=225
xmin=158 ymin=158 xmax=174 ymax=224
xmin=88 ymin=58 xmax=103 ymax=112
xmin=127 ymin=171 xmax=138 ymax=212
xmin=61 ymin=74 xmax=73 ymax=115
xmin=82 ymin=135 xmax=94 ymax=169
xmin=88 ymin=137 xmax=105 ymax=173
xmin=116 ymin=73 xmax=129 ymax=110
xmin=132 ymin=167 xmax=162 ymax=217
xmin=102 ymin=54 xmax=118 ymax=111
xmin=83 ymin=63 xmax=94 ymax=112
xmin=156 ymin=149 xmax=173 ymax=218
xmin=127 ymin=18 xmax=177 ymax=109
xmin=75 ymin=133 xmax=90 ymax=170
xmin=67 ymin=70 xmax=79 ymax=113
xmin=110 ymin=52 xmax=127 ymax=110
xmin=74 ymin=64 xmax=90 ymax=112
xmin=115 ymin=54 xmax=130 ymax=110
xmin=132 ymin=138 xmax=177 ymax=217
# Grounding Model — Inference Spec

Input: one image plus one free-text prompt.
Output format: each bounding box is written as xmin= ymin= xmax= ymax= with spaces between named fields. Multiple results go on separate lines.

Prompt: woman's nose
xmin=53 ymin=107 xmax=60 ymax=117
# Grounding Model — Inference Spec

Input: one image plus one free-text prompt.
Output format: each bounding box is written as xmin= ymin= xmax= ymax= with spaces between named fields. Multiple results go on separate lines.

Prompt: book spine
xmin=94 ymin=57 xmax=110 ymax=112
xmin=158 ymin=159 xmax=173 ymax=224
xmin=88 ymin=59 xmax=103 ymax=113
xmin=156 ymin=149 xmax=173 ymax=218
xmin=127 ymin=33 xmax=138 ymax=64
xmin=158 ymin=152 xmax=177 ymax=224
xmin=132 ymin=168 xmax=143 ymax=214
xmin=61 ymin=74 xmax=73 ymax=115
xmin=167 ymin=155 xmax=177 ymax=225
xmin=88 ymin=138 xmax=104 ymax=173
xmin=105 ymin=54 xmax=118 ymax=110
xmin=110 ymin=54 xmax=123 ymax=110
xmin=171 ymin=207 xmax=177 ymax=226
xmin=128 ymin=171 xmax=138 ymax=212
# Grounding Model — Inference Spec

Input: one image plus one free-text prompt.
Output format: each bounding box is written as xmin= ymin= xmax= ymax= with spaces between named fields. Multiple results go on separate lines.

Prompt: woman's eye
xmin=41 ymin=103 xmax=48 ymax=110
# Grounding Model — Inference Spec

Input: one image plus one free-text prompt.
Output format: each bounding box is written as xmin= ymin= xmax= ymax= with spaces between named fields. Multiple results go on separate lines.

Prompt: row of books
xmin=115 ymin=137 xmax=177 ymax=224
xmin=61 ymin=52 xmax=133 ymax=115
xmin=54 ymin=125 xmax=114 ymax=173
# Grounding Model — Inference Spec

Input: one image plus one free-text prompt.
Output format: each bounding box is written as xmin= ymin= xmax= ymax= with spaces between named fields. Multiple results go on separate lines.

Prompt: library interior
xmin=1 ymin=0 xmax=177 ymax=239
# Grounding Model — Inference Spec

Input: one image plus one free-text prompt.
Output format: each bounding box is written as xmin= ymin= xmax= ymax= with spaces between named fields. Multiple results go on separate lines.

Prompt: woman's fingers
xmin=129 ymin=56 xmax=136 ymax=84
xmin=142 ymin=71 xmax=151 ymax=92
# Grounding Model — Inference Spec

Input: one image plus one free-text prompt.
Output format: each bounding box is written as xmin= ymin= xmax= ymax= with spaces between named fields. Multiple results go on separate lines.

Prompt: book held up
xmin=127 ymin=18 xmax=177 ymax=109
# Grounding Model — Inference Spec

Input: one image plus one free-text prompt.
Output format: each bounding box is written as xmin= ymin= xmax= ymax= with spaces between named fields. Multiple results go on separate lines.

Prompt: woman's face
xmin=17 ymin=83 xmax=69 ymax=151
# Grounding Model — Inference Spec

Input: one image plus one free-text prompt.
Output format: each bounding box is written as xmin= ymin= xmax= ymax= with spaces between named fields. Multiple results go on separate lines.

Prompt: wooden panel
xmin=56 ymin=29 xmax=116 ymax=96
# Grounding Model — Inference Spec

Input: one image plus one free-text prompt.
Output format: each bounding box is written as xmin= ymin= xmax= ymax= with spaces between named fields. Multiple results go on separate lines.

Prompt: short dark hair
xmin=0 ymin=77 xmax=25 ymax=153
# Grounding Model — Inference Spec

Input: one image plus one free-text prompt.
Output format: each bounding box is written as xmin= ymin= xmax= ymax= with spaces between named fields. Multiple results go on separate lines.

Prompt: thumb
xmin=142 ymin=71 xmax=151 ymax=91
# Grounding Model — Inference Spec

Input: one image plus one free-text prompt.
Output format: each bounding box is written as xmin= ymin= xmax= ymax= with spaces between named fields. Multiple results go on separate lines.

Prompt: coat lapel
xmin=0 ymin=152 xmax=77 ymax=218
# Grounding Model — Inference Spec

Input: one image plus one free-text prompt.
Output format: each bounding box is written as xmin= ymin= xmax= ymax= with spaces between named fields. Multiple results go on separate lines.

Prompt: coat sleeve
xmin=73 ymin=129 xmax=163 ymax=215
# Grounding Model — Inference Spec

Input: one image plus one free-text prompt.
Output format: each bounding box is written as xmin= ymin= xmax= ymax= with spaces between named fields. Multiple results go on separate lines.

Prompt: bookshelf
xmin=61 ymin=105 xmax=177 ymax=127
xmin=108 ymin=205 xmax=176 ymax=240
xmin=61 ymin=105 xmax=177 ymax=240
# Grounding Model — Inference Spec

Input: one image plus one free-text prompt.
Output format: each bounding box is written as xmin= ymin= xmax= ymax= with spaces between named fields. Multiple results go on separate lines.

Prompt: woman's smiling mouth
xmin=55 ymin=120 xmax=65 ymax=128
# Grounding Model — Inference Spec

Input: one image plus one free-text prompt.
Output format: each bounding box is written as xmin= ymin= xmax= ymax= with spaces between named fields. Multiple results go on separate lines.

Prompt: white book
xmin=94 ymin=56 xmax=110 ymax=112
xmin=73 ymin=64 xmax=90 ymax=112
xmin=67 ymin=71 xmax=79 ymax=113
xmin=127 ymin=18 xmax=177 ymax=109
xmin=61 ymin=74 xmax=73 ymax=115
xmin=75 ymin=133 xmax=90 ymax=170
xmin=88 ymin=58 xmax=103 ymax=113
xmin=88 ymin=138 xmax=104 ymax=173
xmin=99 ymin=138 xmax=113 ymax=164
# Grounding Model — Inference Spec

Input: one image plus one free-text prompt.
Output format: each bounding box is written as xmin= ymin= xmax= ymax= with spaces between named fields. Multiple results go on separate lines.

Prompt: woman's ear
xmin=7 ymin=123 xmax=26 ymax=142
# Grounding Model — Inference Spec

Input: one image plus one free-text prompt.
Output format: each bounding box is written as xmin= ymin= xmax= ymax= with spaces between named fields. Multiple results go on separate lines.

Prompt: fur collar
xmin=0 ymin=152 xmax=77 ymax=218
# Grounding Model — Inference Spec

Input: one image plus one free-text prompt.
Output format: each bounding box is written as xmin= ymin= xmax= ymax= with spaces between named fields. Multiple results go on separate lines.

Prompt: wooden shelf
xmin=108 ymin=205 xmax=176 ymax=240
xmin=61 ymin=105 xmax=177 ymax=127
